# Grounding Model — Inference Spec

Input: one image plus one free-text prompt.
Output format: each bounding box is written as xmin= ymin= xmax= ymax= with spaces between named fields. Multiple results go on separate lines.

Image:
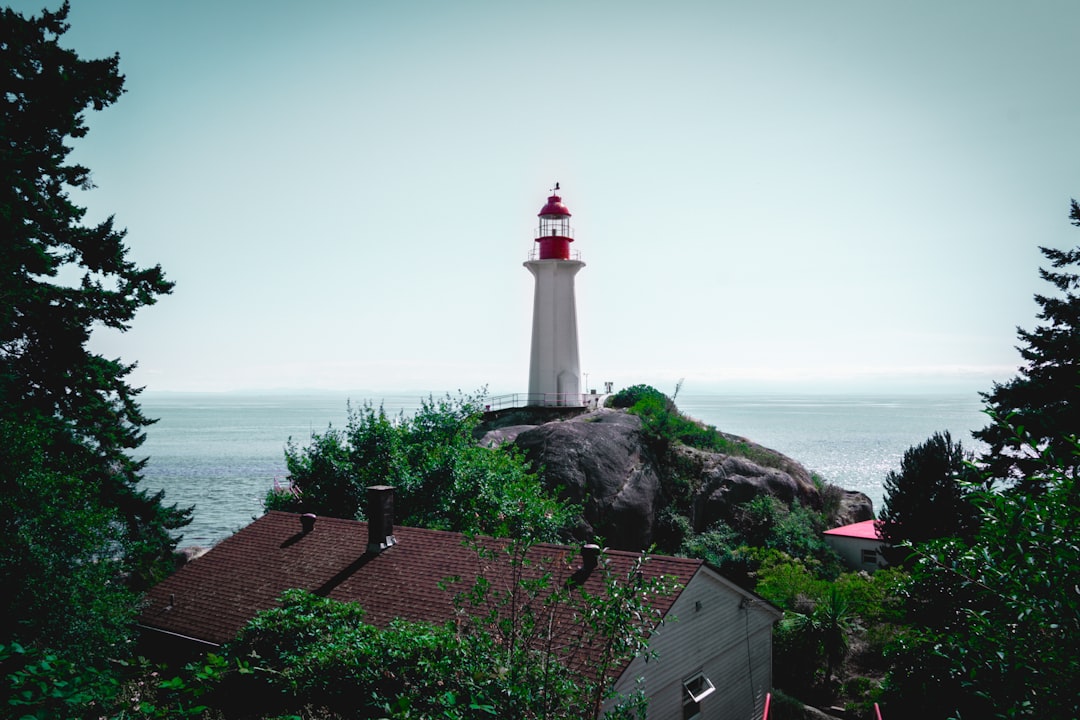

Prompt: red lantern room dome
xmin=535 ymin=184 xmax=574 ymax=260
xmin=538 ymin=194 xmax=572 ymax=218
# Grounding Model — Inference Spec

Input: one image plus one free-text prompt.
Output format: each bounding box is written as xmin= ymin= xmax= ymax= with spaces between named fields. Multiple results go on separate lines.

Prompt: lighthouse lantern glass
xmin=541 ymin=215 xmax=570 ymax=237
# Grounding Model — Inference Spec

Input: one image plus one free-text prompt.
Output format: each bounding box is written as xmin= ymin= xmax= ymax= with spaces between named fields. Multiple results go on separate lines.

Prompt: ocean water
xmin=677 ymin=394 xmax=987 ymax=512
xmin=139 ymin=391 xmax=988 ymax=548
xmin=139 ymin=393 xmax=420 ymax=547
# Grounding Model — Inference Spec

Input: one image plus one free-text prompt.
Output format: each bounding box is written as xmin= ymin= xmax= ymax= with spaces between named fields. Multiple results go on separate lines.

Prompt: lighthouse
xmin=525 ymin=185 xmax=585 ymax=406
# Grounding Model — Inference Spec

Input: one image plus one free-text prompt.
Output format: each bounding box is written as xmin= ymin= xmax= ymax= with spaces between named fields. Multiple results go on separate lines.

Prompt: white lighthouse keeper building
xmin=525 ymin=186 xmax=585 ymax=407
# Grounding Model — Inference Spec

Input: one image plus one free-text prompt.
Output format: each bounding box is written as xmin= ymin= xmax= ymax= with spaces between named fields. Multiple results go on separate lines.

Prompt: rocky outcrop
xmin=835 ymin=489 xmax=875 ymax=525
xmin=479 ymin=407 xmax=863 ymax=550
xmin=688 ymin=445 xmax=816 ymax=530
xmin=496 ymin=410 xmax=662 ymax=549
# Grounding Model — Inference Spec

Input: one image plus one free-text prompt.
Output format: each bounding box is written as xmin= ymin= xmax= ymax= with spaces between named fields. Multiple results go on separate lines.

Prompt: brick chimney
xmin=367 ymin=485 xmax=397 ymax=554
xmin=582 ymin=543 xmax=601 ymax=570
xmin=567 ymin=543 xmax=603 ymax=588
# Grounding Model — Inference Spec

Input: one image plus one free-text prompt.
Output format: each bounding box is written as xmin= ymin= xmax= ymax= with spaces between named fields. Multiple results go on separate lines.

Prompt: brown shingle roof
xmin=139 ymin=511 xmax=702 ymax=649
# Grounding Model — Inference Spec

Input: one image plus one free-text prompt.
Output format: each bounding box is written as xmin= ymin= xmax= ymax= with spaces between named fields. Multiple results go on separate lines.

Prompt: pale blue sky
xmin=14 ymin=1 xmax=1080 ymax=394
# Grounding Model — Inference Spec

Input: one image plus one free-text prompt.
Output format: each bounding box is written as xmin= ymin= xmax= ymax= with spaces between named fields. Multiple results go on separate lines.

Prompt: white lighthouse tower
xmin=525 ymin=185 xmax=585 ymax=406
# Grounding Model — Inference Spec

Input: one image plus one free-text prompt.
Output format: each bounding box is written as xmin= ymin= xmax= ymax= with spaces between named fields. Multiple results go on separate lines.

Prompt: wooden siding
xmin=824 ymin=534 xmax=886 ymax=572
xmin=611 ymin=566 xmax=781 ymax=719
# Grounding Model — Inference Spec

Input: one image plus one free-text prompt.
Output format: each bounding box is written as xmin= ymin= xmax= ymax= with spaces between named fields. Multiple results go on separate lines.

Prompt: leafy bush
xmin=1 ymin=642 xmax=119 ymax=718
xmin=754 ymin=554 xmax=829 ymax=611
xmin=678 ymin=521 xmax=741 ymax=565
xmin=608 ymin=384 xmax=672 ymax=410
xmin=833 ymin=567 xmax=907 ymax=624
xmin=612 ymin=385 xmax=795 ymax=474
xmin=726 ymin=496 xmax=842 ymax=579
xmin=272 ymin=392 xmax=576 ymax=542
xmin=219 ymin=590 xmax=520 ymax=718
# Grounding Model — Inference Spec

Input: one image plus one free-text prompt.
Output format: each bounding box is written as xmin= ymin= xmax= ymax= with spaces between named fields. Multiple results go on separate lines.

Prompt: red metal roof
xmin=538 ymin=194 xmax=571 ymax=217
xmin=140 ymin=512 xmax=702 ymax=652
xmin=822 ymin=519 xmax=881 ymax=540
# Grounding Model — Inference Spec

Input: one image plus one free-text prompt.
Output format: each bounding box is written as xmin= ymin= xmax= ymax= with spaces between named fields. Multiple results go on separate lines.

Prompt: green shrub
xmin=277 ymin=392 xmax=576 ymax=542
xmin=833 ymin=567 xmax=907 ymax=624
xmin=755 ymin=554 xmax=828 ymax=611
xmin=1 ymin=642 xmax=119 ymax=718
xmin=608 ymin=384 xmax=672 ymax=410
xmin=612 ymin=385 xmax=795 ymax=476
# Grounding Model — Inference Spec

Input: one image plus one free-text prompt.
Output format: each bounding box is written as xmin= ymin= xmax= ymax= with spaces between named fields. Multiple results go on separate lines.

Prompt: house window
xmin=861 ymin=548 xmax=878 ymax=564
xmin=682 ymin=672 xmax=716 ymax=719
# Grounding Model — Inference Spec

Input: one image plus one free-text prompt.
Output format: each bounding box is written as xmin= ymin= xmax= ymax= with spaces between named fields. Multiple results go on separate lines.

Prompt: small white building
xmin=823 ymin=519 xmax=887 ymax=572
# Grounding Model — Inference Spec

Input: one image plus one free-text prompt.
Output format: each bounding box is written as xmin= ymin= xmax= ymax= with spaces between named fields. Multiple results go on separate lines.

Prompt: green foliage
xmin=728 ymin=549 xmax=910 ymax=705
xmin=812 ymin=474 xmax=846 ymax=526
xmin=876 ymin=431 xmax=979 ymax=559
xmin=276 ymin=392 xmax=575 ymax=541
xmin=608 ymin=384 xmax=672 ymax=410
xmin=447 ymin=540 xmax=677 ymax=719
xmin=0 ymin=3 xmax=190 ymax=593
xmin=614 ymin=385 xmax=796 ymax=475
xmin=764 ymin=689 xmax=811 ymax=720
xmin=754 ymin=553 xmax=830 ymax=611
xmin=1 ymin=641 xmax=120 ymax=719
xmin=882 ymin=425 xmax=1080 ymax=719
xmin=0 ymin=421 xmax=139 ymax=668
xmin=116 ymin=654 xmax=235 ymax=719
xmin=0 ymin=8 xmax=192 ymax=715
xmin=0 ymin=643 xmax=225 ymax=719
xmin=975 ymin=200 xmax=1080 ymax=486
xmin=771 ymin=584 xmax=855 ymax=697
xmin=832 ymin=567 xmax=907 ymax=625
xmin=218 ymin=590 xmax=513 ymax=718
xmin=652 ymin=506 xmax=693 ymax=552
xmin=678 ymin=496 xmax=843 ymax=591
xmin=732 ymin=496 xmax=843 ymax=578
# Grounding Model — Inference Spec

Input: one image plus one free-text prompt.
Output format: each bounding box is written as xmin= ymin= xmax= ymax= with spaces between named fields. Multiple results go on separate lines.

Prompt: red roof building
xmin=139 ymin=488 xmax=781 ymax=719
xmin=823 ymin=519 xmax=888 ymax=572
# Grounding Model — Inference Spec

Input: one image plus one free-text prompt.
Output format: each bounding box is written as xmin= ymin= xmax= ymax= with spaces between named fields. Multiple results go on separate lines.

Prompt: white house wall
xmin=610 ymin=567 xmax=780 ymax=719
xmin=824 ymin=535 xmax=885 ymax=572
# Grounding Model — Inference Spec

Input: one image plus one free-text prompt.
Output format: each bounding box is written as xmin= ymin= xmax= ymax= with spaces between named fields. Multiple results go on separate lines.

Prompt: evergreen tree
xmin=0 ymin=420 xmax=138 ymax=666
xmin=876 ymin=431 xmax=979 ymax=561
xmin=1 ymin=1 xmax=189 ymax=601
xmin=975 ymin=200 xmax=1080 ymax=487
xmin=881 ymin=427 xmax=1080 ymax=719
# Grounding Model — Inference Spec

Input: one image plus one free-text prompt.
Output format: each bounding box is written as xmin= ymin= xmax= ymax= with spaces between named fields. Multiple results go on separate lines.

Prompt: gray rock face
xmin=497 ymin=410 xmax=662 ymax=549
xmin=835 ymin=489 xmax=875 ymax=525
xmin=691 ymin=448 xmax=818 ymax=532
xmin=480 ymin=407 xmax=860 ymax=551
